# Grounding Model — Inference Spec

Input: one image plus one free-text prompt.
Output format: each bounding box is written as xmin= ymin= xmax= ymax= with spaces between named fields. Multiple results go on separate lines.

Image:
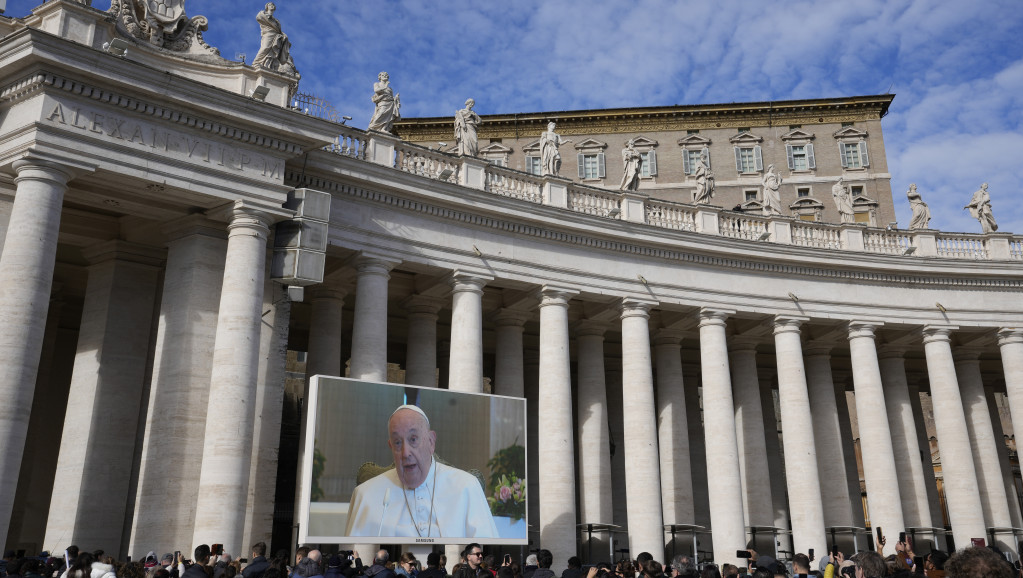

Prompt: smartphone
xmin=808 ymin=548 xmax=814 ymax=562
xmin=175 ymin=552 xmax=181 ymax=563
xmin=504 ymin=555 xmax=511 ymax=565
xmin=212 ymin=544 xmax=224 ymax=556
xmin=913 ymin=556 xmax=923 ymax=570
xmin=898 ymin=531 xmax=906 ymax=544
xmin=736 ymin=550 xmax=752 ymax=559
xmin=240 ymin=559 xmax=248 ymax=564
xmin=831 ymin=544 xmax=838 ymax=558
xmin=875 ymin=526 xmax=883 ymax=542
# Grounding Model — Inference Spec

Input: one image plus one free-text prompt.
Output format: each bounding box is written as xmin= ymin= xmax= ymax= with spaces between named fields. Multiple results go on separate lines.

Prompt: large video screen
xmin=298 ymin=376 xmax=528 ymax=545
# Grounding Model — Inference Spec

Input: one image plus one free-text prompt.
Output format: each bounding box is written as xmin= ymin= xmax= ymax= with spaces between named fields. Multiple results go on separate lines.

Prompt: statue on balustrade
xmin=965 ymin=182 xmax=998 ymax=233
xmin=454 ymin=99 xmax=481 ymax=157
xmin=619 ymin=139 xmax=642 ymax=191
xmin=907 ymin=183 xmax=931 ymax=230
xmin=253 ymin=3 xmax=297 ymax=75
xmin=761 ymin=164 xmax=783 ymax=215
xmin=832 ymin=178 xmax=855 ymax=223
xmin=692 ymin=150 xmax=715 ymax=204
xmin=539 ymin=122 xmax=571 ymax=177
xmin=368 ymin=72 xmax=400 ymax=133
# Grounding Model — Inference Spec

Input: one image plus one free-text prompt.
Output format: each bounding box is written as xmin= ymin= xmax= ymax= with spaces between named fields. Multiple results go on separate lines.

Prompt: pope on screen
xmin=344 ymin=404 xmax=499 ymax=538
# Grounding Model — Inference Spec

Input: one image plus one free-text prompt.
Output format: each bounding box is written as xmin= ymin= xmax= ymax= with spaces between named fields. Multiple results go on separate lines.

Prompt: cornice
xmin=0 ymin=71 xmax=305 ymax=155
xmin=285 ymin=169 xmax=1021 ymax=291
xmin=394 ymin=94 xmax=895 ymax=142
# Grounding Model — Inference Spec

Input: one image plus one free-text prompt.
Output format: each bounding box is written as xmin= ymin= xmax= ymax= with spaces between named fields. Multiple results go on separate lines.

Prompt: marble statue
xmin=368 ymin=72 xmax=400 ymax=133
xmin=907 ymin=183 xmax=931 ymax=230
xmin=692 ymin=151 xmax=715 ymax=205
xmin=761 ymin=164 xmax=783 ymax=215
xmin=108 ymin=0 xmax=218 ymax=54
xmin=253 ymin=3 xmax=297 ymax=75
xmin=454 ymin=99 xmax=481 ymax=157
xmin=539 ymin=122 xmax=571 ymax=177
xmin=619 ymin=139 xmax=642 ymax=191
xmin=832 ymin=178 xmax=855 ymax=223
xmin=965 ymin=182 xmax=998 ymax=233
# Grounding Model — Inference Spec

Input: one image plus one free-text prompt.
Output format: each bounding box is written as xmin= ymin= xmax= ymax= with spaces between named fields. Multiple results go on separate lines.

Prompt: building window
xmin=797 ymin=187 xmax=810 ymax=197
xmin=842 ymin=122 xmax=854 ymax=128
xmin=682 ymin=148 xmax=709 ymax=175
xmin=640 ymin=151 xmax=658 ymax=177
xmin=687 ymin=129 xmax=700 ymax=135
xmin=799 ymin=213 xmax=817 ymax=221
xmin=738 ymin=127 xmax=750 ymax=134
xmin=577 ymin=152 xmax=605 ymax=179
xmin=840 ymin=141 xmax=869 ymax=169
xmin=734 ymin=146 xmax=763 ymax=173
xmin=851 ymin=185 xmax=864 ymax=197
xmin=789 ymin=125 xmax=802 ymax=130
xmin=489 ymin=157 xmax=507 ymax=167
xmin=745 ymin=190 xmax=758 ymax=201
xmin=786 ymin=144 xmax=816 ymax=171
xmin=525 ymin=156 xmax=541 ymax=175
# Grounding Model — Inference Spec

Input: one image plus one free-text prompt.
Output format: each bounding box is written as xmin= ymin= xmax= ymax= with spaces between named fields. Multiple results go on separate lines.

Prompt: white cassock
xmin=344 ymin=459 xmax=499 ymax=538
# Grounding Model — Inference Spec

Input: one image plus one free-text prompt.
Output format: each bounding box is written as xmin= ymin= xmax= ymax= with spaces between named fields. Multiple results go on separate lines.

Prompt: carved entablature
xmin=573 ymin=138 xmax=608 ymax=151
xmin=108 ymin=0 xmax=220 ymax=57
xmin=780 ymin=128 xmax=816 ymax=143
xmin=833 ymin=126 xmax=869 ymax=141
xmin=677 ymin=134 xmax=712 ymax=148
xmin=729 ymin=132 xmax=764 ymax=145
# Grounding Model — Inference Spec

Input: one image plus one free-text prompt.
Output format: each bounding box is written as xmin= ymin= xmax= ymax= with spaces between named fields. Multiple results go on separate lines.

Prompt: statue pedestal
xmin=695 ymin=207 xmax=721 ymax=235
xmin=367 ymin=131 xmax=397 ymax=167
xmin=620 ymin=192 xmax=647 ymax=224
xmin=839 ymin=223 xmax=866 ymax=251
xmin=459 ymin=157 xmax=489 ymax=191
xmin=542 ymin=177 xmax=570 ymax=209
xmin=910 ymin=231 xmax=938 ymax=257
xmin=985 ymin=232 xmax=1013 ymax=260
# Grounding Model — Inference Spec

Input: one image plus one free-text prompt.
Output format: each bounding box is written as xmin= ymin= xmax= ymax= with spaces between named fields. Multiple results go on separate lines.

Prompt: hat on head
xmin=162 ymin=554 xmax=174 ymax=563
xmin=391 ymin=404 xmax=430 ymax=428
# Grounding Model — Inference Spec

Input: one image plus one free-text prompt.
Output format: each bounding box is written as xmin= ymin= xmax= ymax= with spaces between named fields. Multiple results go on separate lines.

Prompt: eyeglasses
xmin=470 ymin=552 xmax=483 ymax=557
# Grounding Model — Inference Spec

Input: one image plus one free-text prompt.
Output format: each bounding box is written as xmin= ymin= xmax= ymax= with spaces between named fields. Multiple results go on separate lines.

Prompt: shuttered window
xmin=640 ymin=151 xmax=658 ymax=177
xmin=577 ymin=153 xmax=605 ymax=179
xmin=734 ymin=146 xmax=762 ymax=173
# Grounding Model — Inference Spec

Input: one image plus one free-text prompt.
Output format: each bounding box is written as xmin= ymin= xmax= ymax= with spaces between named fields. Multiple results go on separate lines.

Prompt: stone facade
xmin=2 ymin=0 xmax=1023 ymax=572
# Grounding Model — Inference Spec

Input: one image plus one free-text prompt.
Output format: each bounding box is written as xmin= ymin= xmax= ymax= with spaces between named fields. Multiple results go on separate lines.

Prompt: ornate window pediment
xmin=678 ymin=134 xmax=712 ymax=147
xmin=522 ymin=140 xmax=541 ymax=154
xmin=833 ymin=126 xmax=868 ymax=140
xmin=630 ymin=136 xmax=659 ymax=149
xmin=781 ymin=129 xmax=816 ymax=142
xmin=853 ymin=195 xmax=879 ymax=208
xmin=789 ymin=197 xmax=825 ymax=210
xmin=480 ymin=143 xmax=513 ymax=155
xmin=573 ymin=138 xmax=608 ymax=151
xmin=740 ymin=199 xmax=764 ymax=211
xmin=729 ymin=132 xmax=764 ymax=145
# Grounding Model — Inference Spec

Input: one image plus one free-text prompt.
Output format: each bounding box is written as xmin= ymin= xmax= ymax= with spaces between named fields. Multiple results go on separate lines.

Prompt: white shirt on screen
xmin=344 ymin=459 xmax=499 ymax=538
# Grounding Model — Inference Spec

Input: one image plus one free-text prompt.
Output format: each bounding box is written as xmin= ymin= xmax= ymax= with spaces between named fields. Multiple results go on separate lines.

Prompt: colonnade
xmin=2 ymin=162 xmax=1023 ymax=568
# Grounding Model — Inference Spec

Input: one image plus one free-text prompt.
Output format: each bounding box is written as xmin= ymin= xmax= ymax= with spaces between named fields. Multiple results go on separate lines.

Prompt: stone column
xmin=524 ymin=349 xmax=541 ymax=543
xmin=493 ymin=310 xmax=531 ymax=398
xmin=773 ymin=316 xmax=827 ymax=556
xmin=192 ymin=204 xmax=279 ymax=555
xmin=620 ymin=298 xmax=665 ymax=562
xmin=42 ymin=241 xmax=163 ymax=555
xmin=538 ymin=286 xmax=579 ymax=565
xmin=448 ymin=272 xmax=493 ymax=393
xmin=0 ymin=161 xmax=73 ymax=547
xmin=877 ymin=348 xmax=933 ymax=530
xmin=577 ymin=321 xmax=613 ymax=525
xmin=999 ymin=328 xmax=1023 ymax=533
xmin=804 ymin=344 xmax=855 ymax=528
xmin=922 ymin=326 xmax=986 ymax=546
xmin=728 ymin=339 xmax=773 ymax=531
xmin=683 ymin=364 xmax=711 ymax=530
xmin=698 ymin=308 xmax=746 ymax=566
xmin=349 ymin=254 xmax=399 ymax=381
xmin=909 ymin=382 xmax=946 ymax=549
xmin=848 ymin=322 xmax=905 ymax=537
xmin=307 ymin=288 xmax=348 ymax=379
xmin=834 ymin=373 xmax=867 ymax=529
xmin=404 ymin=295 xmax=444 ymax=387
xmin=654 ymin=331 xmax=695 ymax=528
xmin=955 ymin=348 xmax=1013 ymax=544
xmin=986 ymin=386 xmax=1023 ymax=530
xmin=129 ymin=217 xmax=227 ymax=555
xmin=760 ymin=373 xmax=792 ymax=555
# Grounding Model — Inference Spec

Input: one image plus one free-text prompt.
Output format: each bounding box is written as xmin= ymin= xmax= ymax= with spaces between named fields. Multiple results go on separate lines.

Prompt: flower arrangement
xmin=487 ymin=441 xmax=526 ymax=521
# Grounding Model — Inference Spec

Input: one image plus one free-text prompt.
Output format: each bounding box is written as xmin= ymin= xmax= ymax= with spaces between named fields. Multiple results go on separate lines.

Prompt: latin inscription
xmin=44 ymin=101 xmax=283 ymax=181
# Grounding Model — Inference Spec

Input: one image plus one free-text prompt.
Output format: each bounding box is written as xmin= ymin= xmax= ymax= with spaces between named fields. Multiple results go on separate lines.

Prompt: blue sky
xmin=9 ymin=0 xmax=1023 ymax=234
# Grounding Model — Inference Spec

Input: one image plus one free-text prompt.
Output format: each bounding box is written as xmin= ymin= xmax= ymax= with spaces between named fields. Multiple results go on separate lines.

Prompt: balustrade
xmin=485 ymin=165 xmax=543 ymax=204
xmin=864 ymin=229 xmax=912 ymax=255
xmin=792 ymin=222 xmax=842 ymax=249
xmin=720 ymin=213 xmax=769 ymax=241
xmin=646 ymin=199 xmax=696 ymax=231
xmin=393 ymin=142 xmax=459 ymax=183
xmin=936 ymin=233 xmax=989 ymax=259
xmin=567 ymin=184 xmax=621 ymax=218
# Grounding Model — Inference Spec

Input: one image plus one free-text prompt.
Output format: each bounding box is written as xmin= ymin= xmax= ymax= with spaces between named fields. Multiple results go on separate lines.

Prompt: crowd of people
xmin=2 ymin=537 xmax=1020 ymax=578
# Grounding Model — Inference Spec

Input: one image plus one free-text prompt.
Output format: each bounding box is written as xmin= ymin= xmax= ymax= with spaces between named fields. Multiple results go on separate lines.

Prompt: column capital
xmin=652 ymin=329 xmax=685 ymax=347
xmin=403 ymin=294 xmax=446 ymax=316
xmin=538 ymin=285 xmax=578 ymax=308
xmin=848 ymin=320 xmax=884 ymax=340
xmin=450 ymin=270 xmax=494 ymax=294
xmin=620 ymin=297 xmax=658 ymax=319
xmin=81 ymin=240 xmax=166 ymax=268
xmin=773 ymin=314 xmax=809 ymax=335
xmin=698 ymin=307 xmax=735 ymax=328
xmin=576 ymin=319 xmax=610 ymax=338
xmin=877 ymin=346 xmax=908 ymax=360
xmin=307 ymin=286 xmax=349 ymax=303
xmin=997 ymin=328 xmax=1023 ymax=346
xmin=493 ymin=308 xmax=533 ymax=327
xmin=160 ymin=214 xmax=228 ymax=243
xmin=804 ymin=340 xmax=836 ymax=357
xmin=952 ymin=347 xmax=984 ymax=364
xmin=12 ymin=159 xmax=78 ymax=186
xmin=921 ymin=325 xmax=958 ymax=344
xmin=353 ymin=252 xmax=401 ymax=276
